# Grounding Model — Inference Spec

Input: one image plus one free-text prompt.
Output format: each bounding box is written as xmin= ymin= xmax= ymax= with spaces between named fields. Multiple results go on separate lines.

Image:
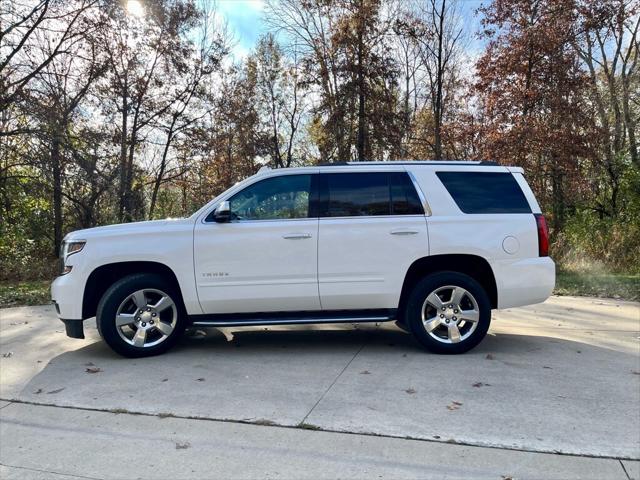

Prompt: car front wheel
xmin=406 ymin=272 xmax=491 ymax=354
xmin=97 ymin=274 xmax=185 ymax=357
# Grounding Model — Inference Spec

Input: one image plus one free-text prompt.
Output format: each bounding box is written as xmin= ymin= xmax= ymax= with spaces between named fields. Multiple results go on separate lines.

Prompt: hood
xmin=64 ymin=218 xmax=193 ymax=241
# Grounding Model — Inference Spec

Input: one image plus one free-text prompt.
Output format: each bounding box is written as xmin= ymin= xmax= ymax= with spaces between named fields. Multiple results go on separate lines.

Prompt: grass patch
xmin=0 ymin=280 xmax=51 ymax=308
xmin=555 ymin=269 xmax=639 ymax=301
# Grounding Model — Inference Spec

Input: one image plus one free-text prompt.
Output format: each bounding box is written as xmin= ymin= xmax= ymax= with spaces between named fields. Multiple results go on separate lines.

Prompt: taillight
xmin=534 ymin=214 xmax=549 ymax=257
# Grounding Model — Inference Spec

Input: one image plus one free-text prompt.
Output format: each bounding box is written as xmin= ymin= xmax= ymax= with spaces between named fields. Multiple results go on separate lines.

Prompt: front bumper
xmin=60 ymin=317 xmax=85 ymax=339
xmin=51 ymin=273 xmax=84 ymax=320
xmin=51 ymin=273 xmax=87 ymax=339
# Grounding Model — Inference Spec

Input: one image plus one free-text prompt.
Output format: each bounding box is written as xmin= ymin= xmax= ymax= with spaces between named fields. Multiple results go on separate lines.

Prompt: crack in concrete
xmin=619 ymin=459 xmax=632 ymax=480
xmin=0 ymin=462 xmax=104 ymax=480
xmin=298 ymin=341 xmax=367 ymax=427
xmin=2 ymin=397 xmax=638 ymax=462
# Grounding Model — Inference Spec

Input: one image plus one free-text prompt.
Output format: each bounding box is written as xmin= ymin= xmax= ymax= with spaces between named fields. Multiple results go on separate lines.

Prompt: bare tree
xmin=573 ymin=0 xmax=639 ymax=171
xmin=401 ymin=0 xmax=464 ymax=159
xmin=148 ymin=3 xmax=230 ymax=218
xmin=0 ymin=0 xmax=95 ymax=115
xmin=252 ymin=34 xmax=307 ymax=168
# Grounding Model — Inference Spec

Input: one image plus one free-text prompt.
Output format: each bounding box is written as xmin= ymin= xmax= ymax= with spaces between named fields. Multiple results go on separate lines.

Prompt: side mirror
xmin=214 ymin=201 xmax=231 ymax=223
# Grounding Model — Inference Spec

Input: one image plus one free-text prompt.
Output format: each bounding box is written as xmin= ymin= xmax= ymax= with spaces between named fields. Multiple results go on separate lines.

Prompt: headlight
xmin=59 ymin=240 xmax=86 ymax=274
xmin=65 ymin=241 xmax=86 ymax=258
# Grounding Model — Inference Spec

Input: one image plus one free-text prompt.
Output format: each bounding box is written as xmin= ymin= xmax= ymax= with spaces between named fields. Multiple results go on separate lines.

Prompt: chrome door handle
xmin=390 ymin=229 xmax=419 ymax=235
xmin=282 ymin=233 xmax=312 ymax=240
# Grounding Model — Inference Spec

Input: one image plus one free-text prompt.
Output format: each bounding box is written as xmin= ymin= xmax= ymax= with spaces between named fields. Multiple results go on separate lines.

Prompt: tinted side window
xmin=325 ymin=173 xmax=390 ymax=217
xmin=390 ymin=172 xmax=424 ymax=215
xmin=228 ymin=174 xmax=311 ymax=220
xmin=436 ymin=172 xmax=531 ymax=214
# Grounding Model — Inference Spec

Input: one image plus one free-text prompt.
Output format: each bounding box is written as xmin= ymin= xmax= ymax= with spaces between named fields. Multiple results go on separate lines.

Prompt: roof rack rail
xmin=316 ymin=160 xmax=501 ymax=167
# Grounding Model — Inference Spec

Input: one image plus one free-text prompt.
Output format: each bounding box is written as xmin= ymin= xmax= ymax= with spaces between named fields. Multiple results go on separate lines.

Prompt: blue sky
xmin=217 ymin=0 xmax=267 ymax=57
xmin=216 ymin=0 xmax=487 ymax=59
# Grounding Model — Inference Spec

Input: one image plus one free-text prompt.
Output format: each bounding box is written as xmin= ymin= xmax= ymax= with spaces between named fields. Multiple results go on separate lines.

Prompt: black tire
xmin=97 ymin=273 xmax=186 ymax=357
xmin=405 ymin=271 xmax=491 ymax=354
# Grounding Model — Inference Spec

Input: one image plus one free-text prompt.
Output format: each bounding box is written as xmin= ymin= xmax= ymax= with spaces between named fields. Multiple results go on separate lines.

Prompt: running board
xmin=189 ymin=309 xmax=396 ymax=328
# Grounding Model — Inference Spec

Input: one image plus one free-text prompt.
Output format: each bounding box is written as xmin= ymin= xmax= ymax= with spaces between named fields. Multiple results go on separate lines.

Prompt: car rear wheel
xmin=405 ymin=271 xmax=491 ymax=354
xmin=97 ymin=274 xmax=186 ymax=357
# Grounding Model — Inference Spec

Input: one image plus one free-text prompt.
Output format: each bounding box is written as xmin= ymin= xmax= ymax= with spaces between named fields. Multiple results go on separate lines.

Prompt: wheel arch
xmin=82 ymin=261 xmax=184 ymax=319
xmin=398 ymin=254 xmax=498 ymax=319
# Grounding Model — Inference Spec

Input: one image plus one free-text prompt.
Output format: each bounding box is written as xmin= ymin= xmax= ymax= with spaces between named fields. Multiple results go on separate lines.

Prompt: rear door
xmin=317 ymin=170 xmax=429 ymax=311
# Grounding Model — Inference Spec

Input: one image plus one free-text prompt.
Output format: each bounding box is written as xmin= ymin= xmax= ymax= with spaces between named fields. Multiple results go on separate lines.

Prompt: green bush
xmin=553 ymin=212 xmax=640 ymax=274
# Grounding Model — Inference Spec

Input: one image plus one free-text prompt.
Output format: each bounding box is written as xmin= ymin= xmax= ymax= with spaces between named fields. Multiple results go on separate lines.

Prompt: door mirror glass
xmin=214 ymin=201 xmax=231 ymax=223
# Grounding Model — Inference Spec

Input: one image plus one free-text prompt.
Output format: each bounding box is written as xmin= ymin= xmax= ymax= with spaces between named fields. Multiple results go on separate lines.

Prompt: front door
xmin=194 ymin=173 xmax=320 ymax=314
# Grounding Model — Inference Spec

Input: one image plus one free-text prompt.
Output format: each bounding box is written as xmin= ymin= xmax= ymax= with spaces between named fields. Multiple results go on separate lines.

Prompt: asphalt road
xmin=1 ymin=296 xmax=639 ymax=479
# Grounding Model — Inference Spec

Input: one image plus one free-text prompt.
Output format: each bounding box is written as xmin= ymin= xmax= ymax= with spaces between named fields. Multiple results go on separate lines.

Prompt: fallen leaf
xmin=34 ymin=388 xmax=43 ymax=394
xmin=452 ymin=401 xmax=463 ymax=406
xmin=86 ymin=367 xmax=102 ymax=374
xmin=47 ymin=387 xmax=65 ymax=394
xmin=360 ymin=370 xmax=371 ymax=375
xmin=175 ymin=441 xmax=191 ymax=450
xmin=2 ymin=352 xmax=13 ymax=358
xmin=405 ymin=388 xmax=417 ymax=395
xmin=485 ymin=353 xmax=494 ymax=360
xmin=161 ymin=378 xmax=169 ymax=382
xmin=472 ymin=382 xmax=491 ymax=388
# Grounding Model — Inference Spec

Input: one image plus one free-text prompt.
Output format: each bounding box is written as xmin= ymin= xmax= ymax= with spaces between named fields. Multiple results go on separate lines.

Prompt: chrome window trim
xmin=407 ymin=170 xmax=432 ymax=216
xmin=319 ymin=214 xmax=426 ymax=221
xmin=204 ymin=217 xmax=319 ymax=224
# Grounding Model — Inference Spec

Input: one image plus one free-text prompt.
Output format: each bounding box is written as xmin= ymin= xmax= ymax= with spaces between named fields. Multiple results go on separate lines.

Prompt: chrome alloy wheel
xmin=420 ymin=285 xmax=480 ymax=344
xmin=115 ymin=289 xmax=178 ymax=348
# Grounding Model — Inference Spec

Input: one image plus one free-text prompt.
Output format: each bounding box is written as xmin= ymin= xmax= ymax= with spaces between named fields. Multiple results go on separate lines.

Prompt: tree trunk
xmin=149 ymin=116 xmax=177 ymax=219
xmin=433 ymin=0 xmax=445 ymax=160
xmin=118 ymin=77 xmax=128 ymax=222
xmin=551 ymin=163 xmax=565 ymax=232
xmin=356 ymin=9 xmax=366 ymax=162
xmin=621 ymin=77 xmax=638 ymax=168
xmin=51 ymin=126 xmax=63 ymax=256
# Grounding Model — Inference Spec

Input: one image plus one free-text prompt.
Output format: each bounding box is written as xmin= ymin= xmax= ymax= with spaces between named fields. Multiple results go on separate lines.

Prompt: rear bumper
xmin=493 ymin=256 xmax=555 ymax=309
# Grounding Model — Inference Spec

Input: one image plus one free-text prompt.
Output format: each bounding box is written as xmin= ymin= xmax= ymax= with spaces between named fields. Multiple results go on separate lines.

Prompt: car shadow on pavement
xmin=8 ymin=324 xmax=640 ymax=458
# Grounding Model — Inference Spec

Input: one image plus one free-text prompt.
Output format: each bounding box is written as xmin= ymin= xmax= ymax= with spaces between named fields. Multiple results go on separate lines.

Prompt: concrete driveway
xmin=1 ymin=296 xmax=639 ymax=479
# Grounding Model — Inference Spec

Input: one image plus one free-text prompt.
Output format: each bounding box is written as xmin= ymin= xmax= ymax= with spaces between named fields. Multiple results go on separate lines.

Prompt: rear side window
xmin=321 ymin=172 xmax=424 ymax=217
xmin=436 ymin=172 xmax=531 ymax=214
xmin=390 ymin=172 xmax=423 ymax=215
xmin=325 ymin=172 xmax=390 ymax=216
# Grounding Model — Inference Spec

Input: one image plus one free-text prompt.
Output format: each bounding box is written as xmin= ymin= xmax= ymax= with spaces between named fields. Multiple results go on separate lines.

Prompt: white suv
xmin=51 ymin=161 xmax=555 ymax=357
